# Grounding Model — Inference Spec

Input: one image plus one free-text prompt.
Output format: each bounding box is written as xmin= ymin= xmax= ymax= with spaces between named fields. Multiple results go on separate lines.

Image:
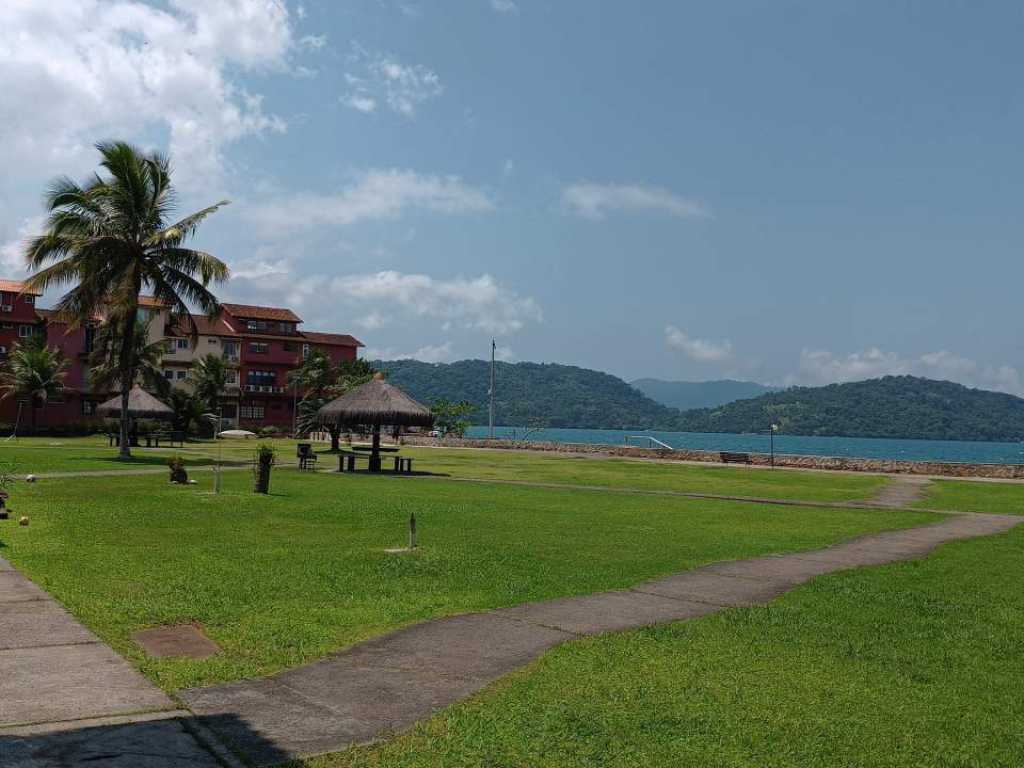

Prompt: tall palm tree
xmin=89 ymin=317 xmax=171 ymax=399
xmin=23 ymin=141 xmax=229 ymax=457
xmin=0 ymin=339 xmax=70 ymax=433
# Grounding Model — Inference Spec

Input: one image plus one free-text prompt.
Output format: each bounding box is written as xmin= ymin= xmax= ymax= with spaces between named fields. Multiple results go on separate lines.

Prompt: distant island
xmin=631 ymin=378 xmax=777 ymax=410
xmin=374 ymin=359 xmax=1024 ymax=443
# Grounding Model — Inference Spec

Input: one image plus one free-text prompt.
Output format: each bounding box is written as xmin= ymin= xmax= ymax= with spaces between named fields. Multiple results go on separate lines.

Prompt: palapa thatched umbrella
xmin=318 ymin=372 xmax=433 ymax=472
xmin=96 ymin=385 xmax=174 ymax=446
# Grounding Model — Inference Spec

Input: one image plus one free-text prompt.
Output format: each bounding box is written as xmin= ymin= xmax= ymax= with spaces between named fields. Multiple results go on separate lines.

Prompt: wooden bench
xmin=337 ymin=451 xmax=369 ymax=472
xmin=392 ymin=456 xmax=414 ymax=474
xmin=720 ymin=451 xmax=752 ymax=465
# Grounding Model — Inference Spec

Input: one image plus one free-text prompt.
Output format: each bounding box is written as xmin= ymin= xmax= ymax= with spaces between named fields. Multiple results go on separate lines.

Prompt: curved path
xmin=181 ymin=511 xmax=1021 ymax=765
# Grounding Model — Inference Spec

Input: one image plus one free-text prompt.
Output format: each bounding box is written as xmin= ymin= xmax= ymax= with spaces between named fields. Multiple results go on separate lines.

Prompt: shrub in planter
xmin=253 ymin=444 xmax=275 ymax=494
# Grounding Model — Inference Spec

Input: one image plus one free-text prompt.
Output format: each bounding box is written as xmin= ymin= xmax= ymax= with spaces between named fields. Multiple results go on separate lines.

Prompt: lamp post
xmin=203 ymin=409 xmax=223 ymax=494
xmin=769 ymin=422 xmax=779 ymax=468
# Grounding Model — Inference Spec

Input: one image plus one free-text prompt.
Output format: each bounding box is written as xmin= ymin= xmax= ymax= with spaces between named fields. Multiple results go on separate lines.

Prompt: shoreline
xmin=403 ymin=435 xmax=1024 ymax=480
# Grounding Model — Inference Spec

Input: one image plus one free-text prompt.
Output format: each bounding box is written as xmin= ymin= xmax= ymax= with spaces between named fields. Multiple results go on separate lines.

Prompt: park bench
xmin=720 ymin=451 xmax=752 ymax=465
xmin=392 ymin=456 xmax=414 ymax=474
xmin=337 ymin=450 xmax=369 ymax=472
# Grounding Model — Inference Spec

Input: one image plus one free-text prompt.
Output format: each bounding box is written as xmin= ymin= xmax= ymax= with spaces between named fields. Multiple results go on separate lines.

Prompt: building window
xmin=249 ymin=342 xmax=269 ymax=354
xmin=163 ymin=370 xmax=174 ymax=380
xmin=208 ymin=338 xmax=217 ymax=344
xmin=82 ymin=400 xmax=96 ymax=416
xmin=18 ymin=325 xmax=32 ymax=338
xmin=283 ymin=341 xmax=296 ymax=352
xmin=246 ymin=320 xmax=268 ymax=332
xmin=240 ymin=404 xmax=265 ymax=419
xmin=0 ymin=345 xmax=8 ymax=356
xmin=302 ymin=343 xmax=311 ymax=359
xmin=24 ymin=295 xmax=34 ymax=305
xmin=84 ymin=326 xmax=95 ymax=354
xmin=279 ymin=322 xmax=295 ymax=333
xmin=176 ymin=370 xmax=188 ymax=380
xmin=0 ymin=323 xmax=11 ymax=330
xmin=225 ymin=370 xmax=238 ymax=385
xmin=176 ymin=338 xmax=189 ymax=350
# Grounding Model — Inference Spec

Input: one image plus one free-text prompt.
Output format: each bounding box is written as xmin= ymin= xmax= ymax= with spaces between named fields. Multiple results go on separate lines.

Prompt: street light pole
xmin=769 ymin=422 xmax=778 ymax=468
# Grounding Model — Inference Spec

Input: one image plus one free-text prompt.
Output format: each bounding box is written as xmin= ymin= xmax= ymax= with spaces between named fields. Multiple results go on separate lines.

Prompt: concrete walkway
xmin=0 ymin=556 xmax=228 ymax=766
xmin=181 ymin=512 xmax=1022 ymax=765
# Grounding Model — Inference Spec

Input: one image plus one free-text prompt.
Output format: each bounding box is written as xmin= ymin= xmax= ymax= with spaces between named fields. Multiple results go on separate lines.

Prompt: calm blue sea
xmin=465 ymin=426 xmax=1024 ymax=465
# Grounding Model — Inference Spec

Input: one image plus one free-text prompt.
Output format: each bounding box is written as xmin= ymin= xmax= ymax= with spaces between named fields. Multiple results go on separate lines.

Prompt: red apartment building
xmin=0 ymin=280 xmax=363 ymax=433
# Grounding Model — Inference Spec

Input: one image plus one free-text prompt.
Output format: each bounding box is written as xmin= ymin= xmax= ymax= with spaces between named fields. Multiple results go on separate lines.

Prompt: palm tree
xmin=167 ymin=390 xmax=205 ymax=435
xmin=23 ymin=141 xmax=229 ymax=457
xmin=191 ymin=353 xmax=230 ymax=412
xmin=0 ymin=340 xmax=70 ymax=433
xmin=295 ymin=357 xmax=375 ymax=450
xmin=89 ymin=318 xmax=171 ymax=399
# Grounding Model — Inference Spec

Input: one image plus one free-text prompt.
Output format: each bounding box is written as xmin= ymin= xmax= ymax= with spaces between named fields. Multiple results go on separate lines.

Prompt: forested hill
xmin=674 ymin=375 xmax=1024 ymax=442
xmin=373 ymin=359 xmax=680 ymax=430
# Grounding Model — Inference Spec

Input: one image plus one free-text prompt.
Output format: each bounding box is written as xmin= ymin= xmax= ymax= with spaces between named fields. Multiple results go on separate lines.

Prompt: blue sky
xmin=2 ymin=1 xmax=1023 ymax=392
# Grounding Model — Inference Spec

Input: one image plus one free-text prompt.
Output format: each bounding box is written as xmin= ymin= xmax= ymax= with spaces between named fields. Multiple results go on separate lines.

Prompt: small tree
xmin=191 ymin=353 xmax=230 ymax=412
xmin=167 ymin=390 xmax=205 ymax=435
xmin=431 ymin=399 xmax=476 ymax=438
xmin=89 ymin=317 xmax=170 ymax=399
xmin=0 ymin=339 xmax=69 ymax=432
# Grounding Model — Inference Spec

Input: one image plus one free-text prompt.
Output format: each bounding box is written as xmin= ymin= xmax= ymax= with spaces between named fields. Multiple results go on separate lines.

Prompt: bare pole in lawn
xmin=488 ymin=338 xmax=496 ymax=439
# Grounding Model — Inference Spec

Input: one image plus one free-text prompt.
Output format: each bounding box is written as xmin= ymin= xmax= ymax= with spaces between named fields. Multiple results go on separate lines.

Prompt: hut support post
xmin=370 ymin=424 xmax=382 ymax=473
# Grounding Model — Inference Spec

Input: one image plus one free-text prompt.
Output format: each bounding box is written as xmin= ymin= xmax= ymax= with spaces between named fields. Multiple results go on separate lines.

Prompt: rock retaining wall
xmin=401 ymin=435 xmax=1024 ymax=479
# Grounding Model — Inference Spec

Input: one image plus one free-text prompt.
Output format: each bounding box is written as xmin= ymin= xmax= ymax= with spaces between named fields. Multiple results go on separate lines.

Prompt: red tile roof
xmin=0 ymin=280 xmax=42 ymax=296
xmin=302 ymin=331 xmax=364 ymax=347
xmin=220 ymin=303 xmax=302 ymax=323
xmin=165 ymin=314 xmax=239 ymax=337
xmin=138 ymin=295 xmax=172 ymax=308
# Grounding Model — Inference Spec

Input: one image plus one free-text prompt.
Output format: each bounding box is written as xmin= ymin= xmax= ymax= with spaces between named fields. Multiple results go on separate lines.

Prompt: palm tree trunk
xmin=330 ymin=426 xmax=340 ymax=451
xmin=117 ymin=310 xmax=138 ymax=459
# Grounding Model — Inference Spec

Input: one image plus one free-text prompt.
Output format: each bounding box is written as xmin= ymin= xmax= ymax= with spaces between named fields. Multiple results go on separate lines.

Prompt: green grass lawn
xmin=399 ymin=446 xmax=888 ymax=503
xmin=0 ymin=436 xmax=888 ymax=504
xmin=306 ymin=522 xmax=1024 ymax=768
xmin=0 ymin=469 xmax=934 ymax=692
xmin=917 ymin=478 xmax=1024 ymax=515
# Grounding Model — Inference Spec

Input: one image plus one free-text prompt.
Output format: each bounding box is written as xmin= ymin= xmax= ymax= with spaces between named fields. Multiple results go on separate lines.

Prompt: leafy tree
xmin=24 ymin=141 xmax=229 ymax=458
xmin=295 ymin=356 xmax=376 ymax=450
xmin=89 ymin=318 xmax=170 ymax=399
xmin=0 ymin=340 xmax=69 ymax=432
xmin=191 ymin=353 xmax=231 ymax=413
xmin=430 ymin=398 xmax=477 ymax=437
xmin=289 ymin=349 xmax=335 ymax=400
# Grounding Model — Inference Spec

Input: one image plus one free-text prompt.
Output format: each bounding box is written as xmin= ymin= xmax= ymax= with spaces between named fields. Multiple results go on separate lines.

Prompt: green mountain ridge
xmin=374 ymin=359 xmax=1024 ymax=442
xmin=674 ymin=375 xmax=1024 ymax=442
xmin=631 ymin=378 xmax=778 ymax=410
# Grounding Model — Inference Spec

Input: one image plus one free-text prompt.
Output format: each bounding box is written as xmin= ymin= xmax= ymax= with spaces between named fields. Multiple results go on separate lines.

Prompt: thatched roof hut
xmin=96 ymin=385 xmax=174 ymax=420
xmin=318 ymin=373 xmax=433 ymax=471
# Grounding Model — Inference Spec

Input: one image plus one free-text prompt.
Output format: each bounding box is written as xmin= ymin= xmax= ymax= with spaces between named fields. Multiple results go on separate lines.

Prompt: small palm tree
xmin=167 ymin=390 xmax=205 ymax=435
xmin=89 ymin=318 xmax=170 ymax=399
xmin=0 ymin=340 xmax=69 ymax=433
xmin=190 ymin=353 xmax=230 ymax=412
xmin=24 ymin=141 xmax=230 ymax=458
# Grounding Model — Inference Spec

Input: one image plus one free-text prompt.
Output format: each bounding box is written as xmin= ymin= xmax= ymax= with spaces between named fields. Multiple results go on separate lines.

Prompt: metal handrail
xmin=625 ymin=435 xmax=674 ymax=450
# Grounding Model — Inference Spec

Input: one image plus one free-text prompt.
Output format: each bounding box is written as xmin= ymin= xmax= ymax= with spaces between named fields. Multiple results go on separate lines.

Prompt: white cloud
xmin=365 ymin=342 xmax=456 ymax=364
xmin=0 ymin=0 xmax=298 ymax=193
xmin=299 ymin=34 xmax=326 ymax=50
xmin=794 ymin=346 xmax=1024 ymax=395
xmin=665 ymin=325 xmax=733 ymax=363
xmin=250 ymin=169 xmax=493 ymax=234
xmin=343 ymin=94 xmax=378 ymax=113
xmin=490 ymin=0 xmax=520 ymax=14
xmin=343 ymin=45 xmax=442 ymax=117
xmin=563 ymin=183 xmax=709 ymax=220
xmin=0 ymin=216 xmax=44 ymax=275
xmin=227 ymin=256 xmax=292 ymax=280
xmin=330 ymin=271 xmax=542 ymax=335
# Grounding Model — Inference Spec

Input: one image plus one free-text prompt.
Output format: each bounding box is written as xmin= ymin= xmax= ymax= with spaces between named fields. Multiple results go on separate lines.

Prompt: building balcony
xmin=243 ymin=384 xmax=287 ymax=394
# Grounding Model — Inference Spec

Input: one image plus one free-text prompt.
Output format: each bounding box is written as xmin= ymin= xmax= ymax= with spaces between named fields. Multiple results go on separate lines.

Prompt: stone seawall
xmin=401 ymin=435 xmax=1024 ymax=479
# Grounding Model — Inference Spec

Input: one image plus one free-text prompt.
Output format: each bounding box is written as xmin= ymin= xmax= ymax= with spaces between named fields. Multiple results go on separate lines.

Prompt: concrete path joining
xmin=181 ymin=512 xmax=1022 ymax=765
xmin=0 ymin=556 xmax=228 ymax=766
